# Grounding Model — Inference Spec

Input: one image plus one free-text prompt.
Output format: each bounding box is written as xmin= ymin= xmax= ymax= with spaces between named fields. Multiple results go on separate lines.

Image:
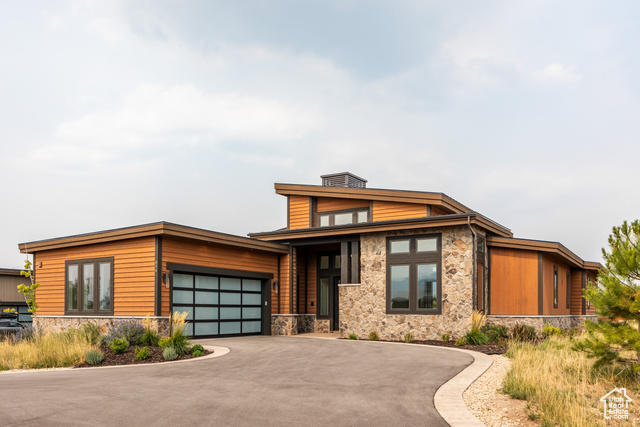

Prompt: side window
xmin=66 ymin=258 xmax=114 ymax=315
xmin=553 ymin=266 xmax=558 ymax=309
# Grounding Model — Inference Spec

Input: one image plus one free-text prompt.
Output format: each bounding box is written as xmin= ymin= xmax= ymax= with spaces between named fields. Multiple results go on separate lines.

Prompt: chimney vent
xmin=321 ymin=172 xmax=367 ymax=188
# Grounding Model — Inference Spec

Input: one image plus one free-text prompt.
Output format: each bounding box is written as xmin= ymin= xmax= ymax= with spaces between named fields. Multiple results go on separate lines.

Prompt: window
xmin=566 ymin=271 xmax=571 ymax=309
xmin=317 ymin=208 xmax=369 ymax=227
xmin=553 ymin=266 xmax=558 ymax=309
xmin=65 ymin=258 xmax=113 ymax=314
xmin=386 ymin=234 xmax=441 ymax=314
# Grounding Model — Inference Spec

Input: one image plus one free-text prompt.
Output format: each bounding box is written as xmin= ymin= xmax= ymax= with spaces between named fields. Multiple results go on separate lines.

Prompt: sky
xmin=1 ymin=0 xmax=639 ymax=268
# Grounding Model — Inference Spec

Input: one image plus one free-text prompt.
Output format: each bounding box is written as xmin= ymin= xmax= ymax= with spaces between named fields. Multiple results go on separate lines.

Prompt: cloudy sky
xmin=1 ymin=1 xmax=639 ymax=268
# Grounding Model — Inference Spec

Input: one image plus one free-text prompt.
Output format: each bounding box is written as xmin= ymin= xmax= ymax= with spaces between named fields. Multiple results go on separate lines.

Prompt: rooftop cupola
xmin=321 ymin=172 xmax=367 ymax=188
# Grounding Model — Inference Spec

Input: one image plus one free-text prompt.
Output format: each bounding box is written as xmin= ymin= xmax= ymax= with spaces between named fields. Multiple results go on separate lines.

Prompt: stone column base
xmin=271 ymin=314 xmax=316 ymax=335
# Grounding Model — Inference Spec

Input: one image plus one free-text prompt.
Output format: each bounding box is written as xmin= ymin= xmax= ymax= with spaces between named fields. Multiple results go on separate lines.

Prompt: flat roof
xmin=487 ymin=236 xmax=602 ymax=270
xmin=18 ymin=222 xmax=289 ymax=254
xmin=274 ymin=183 xmax=473 ymax=214
xmin=250 ymin=212 xmax=513 ymax=241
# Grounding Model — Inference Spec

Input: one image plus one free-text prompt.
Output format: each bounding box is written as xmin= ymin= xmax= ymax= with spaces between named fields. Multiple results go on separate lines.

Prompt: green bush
xmin=541 ymin=322 xmax=563 ymax=337
xmin=348 ymin=333 xmax=358 ymax=340
xmin=85 ymin=349 xmax=104 ymax=365
xmin=135 ymin=346 xmax=150 ymax=360
xmin=511 ymin=324 xmax=537 ymax=342
xmin=140 ymin=329 xmax=161 ymax=347
xmin=465 ymin=329 xmax=489 ymax=345
xmin=81 ymin=321 xmax=102 ymax=344
xmin=163 ymin=347 xmax=178 ymax=361
xmin=455 ymin=337 xmax=467 ymax=346
xmin=109 ymin=337 xmax=129 ymax=354
xmin=369 ymin=331 xmax=379 ymax=341
xmin=482 ymin=324 xmax=510 ymax=343
xmin=403 ymin=333 xmax=414 ymax=343
xmin=191 ymin=344 xmax=204 ymax=353
xmin=441 ymin=333 xmax=451 ymax=343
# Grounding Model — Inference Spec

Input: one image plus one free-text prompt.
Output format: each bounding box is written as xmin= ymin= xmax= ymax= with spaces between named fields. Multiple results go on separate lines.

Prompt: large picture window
xmin=386 ymin=234 xmax=441 ymax=315
xmin=65 ymin=257 xmax=114 ymax=315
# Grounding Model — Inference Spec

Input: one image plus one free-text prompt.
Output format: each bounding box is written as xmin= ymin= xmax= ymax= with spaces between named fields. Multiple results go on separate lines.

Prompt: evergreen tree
xmin=574 ymin=220 xmax=640 ymax=372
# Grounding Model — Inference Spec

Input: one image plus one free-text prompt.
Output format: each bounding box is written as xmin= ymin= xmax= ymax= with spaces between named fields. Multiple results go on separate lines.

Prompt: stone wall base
xmin=271 ymin=314 xmax=316 ymax=335
xmin=487 ymin=315 xmax=598 ymax=332
xmin=33 ymin=315 xmax=171 ymax=335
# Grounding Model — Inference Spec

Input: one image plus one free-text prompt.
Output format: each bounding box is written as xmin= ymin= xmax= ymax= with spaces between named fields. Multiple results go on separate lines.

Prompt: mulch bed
xmin=370 ymin=339 xmax=507 ymax=355
xmin=76 ymin=345 xmax=212 ymax=368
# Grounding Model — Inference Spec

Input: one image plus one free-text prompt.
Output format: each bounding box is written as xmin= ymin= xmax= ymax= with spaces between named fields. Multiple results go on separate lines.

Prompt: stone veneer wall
xmin=339 ymin=226 xmax=475 ymax=341
xmin=487 ymin=315 xmax=598 ymax=332
xmin=271 ymin=314 xmax=316 ymax=335
xmin=34 ymin=315 xmax=170 ymax=335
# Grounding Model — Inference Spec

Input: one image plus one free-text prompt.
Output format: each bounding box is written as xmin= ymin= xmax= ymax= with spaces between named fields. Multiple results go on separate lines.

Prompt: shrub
xmin=541 ymin=323 xmax=563 ymax=338
xmin=481 ymin=324 xmax=510 ymax=343
xmin=109 ymin=337 xmax=129 ymax=354
xmin=85 ymin=349 xmax=104 ymax=365
xmin=11 ymin=326 xmax=37 ymax=343
xmin=470 ymin=310 xmax=487 ymax=332
xmin=135 ymin=346 xmax=150 ymax=360
xmin=192 ymin=344 xmax=205 ymax=357
xmin=81 ymin=321 xmax=102 ymax=344
xmin=348 ymin=333 xmax=358 ymax=340
xmin=105 ymin=319 xmax=145 ymax=346
xmin=455 ymin=337 xmax=467 ymax=346
xmin=403 ymin=333 xmax=414 ymax=343
xmin=465 ymin=329 xmax=489 ymax=345
xmin=511 ymin=324 xmax=537 ymax=342
xmin=441 ymin=333 xmax=451 ymax=343
xmin=140 ymin=329 xmax=161 ymax=347
xmin=163 ymin=347 xmax=178 ymax=361
xmin=369 ymin=331 xmax=379 ymax=341
xmin=166 ymin=311 xmax=192 ymax=355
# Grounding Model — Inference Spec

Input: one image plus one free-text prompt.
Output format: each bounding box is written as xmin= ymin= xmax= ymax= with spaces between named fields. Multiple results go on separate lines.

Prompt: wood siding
xmin=431 ymin=206 xmax=448 ymax=216
xmin=570 ymin=269 xmax=584 ymax=315
xmin=0 ymin=274 xmax=26 ymax=302
xmin=371 ymin=201 xmax=428 ymax=222
xmin=305 ymin=247 xmax=317 ymax=314
xmin=161 ymin=237 xmax=279 ymax=316
xmin=585 ymin=271 xmax=597 ymax=315
xmin=32 ymin=237 xmax=156 ymax=316
xmin=289 ymin=196 xmax=310 ymax=230
xmin=489 ymin=247 xmax=538 ymax=315
xmin=316 ymin=197 xmax=369 ymax=212
xmin=541 ymin=254 xmax=571 ymax=315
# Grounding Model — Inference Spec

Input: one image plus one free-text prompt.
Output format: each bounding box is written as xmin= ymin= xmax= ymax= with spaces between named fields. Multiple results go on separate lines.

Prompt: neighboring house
xmin=18 ymin=172 xmax=598 ymax=339
xmin=0 ymin=268 xmax=33 ymax=326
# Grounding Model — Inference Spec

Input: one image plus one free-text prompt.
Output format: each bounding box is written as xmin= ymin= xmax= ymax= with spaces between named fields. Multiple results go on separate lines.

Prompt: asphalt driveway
xmin=0 ymin=336 xmax=473 ymax=426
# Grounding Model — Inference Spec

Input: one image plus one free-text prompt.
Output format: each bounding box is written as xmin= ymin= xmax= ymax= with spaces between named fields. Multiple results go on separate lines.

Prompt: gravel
xmin=463 ymin=355 xmax=530 ymax=427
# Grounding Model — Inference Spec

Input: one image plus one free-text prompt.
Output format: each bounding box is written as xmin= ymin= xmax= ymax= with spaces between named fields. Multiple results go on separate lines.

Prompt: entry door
xmin=318 ymin=252 xmax=341 ymax=331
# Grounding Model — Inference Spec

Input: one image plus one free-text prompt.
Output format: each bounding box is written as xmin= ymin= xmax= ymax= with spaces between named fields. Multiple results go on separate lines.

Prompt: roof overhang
xmin=250 ymin=213 xmax=512 ymax=242
xmin=274 ymin=183 xmax=472 ymax=214
xmin=18 ymin=222 xmax=289 ymax=254
xmin=487 ymin=236 xmax=602 ymax=270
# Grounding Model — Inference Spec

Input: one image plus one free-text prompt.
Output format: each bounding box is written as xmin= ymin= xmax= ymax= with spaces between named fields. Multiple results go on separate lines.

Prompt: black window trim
xmin=65 ymin=257 xmax=115 ymax=315
xmin=386 ymin=233 xmax=442 ymax=315
xmin=566 ymin=271 xmax=571 ymax=309
xmin=317 ymin=207 xmax=370 ymax=227
xmin=553 ymin=265 xmax=559 ymax=309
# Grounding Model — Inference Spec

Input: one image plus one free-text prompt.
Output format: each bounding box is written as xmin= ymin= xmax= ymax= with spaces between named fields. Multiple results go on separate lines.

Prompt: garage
xmin=170 ymin=267 xmax=270 ymax=338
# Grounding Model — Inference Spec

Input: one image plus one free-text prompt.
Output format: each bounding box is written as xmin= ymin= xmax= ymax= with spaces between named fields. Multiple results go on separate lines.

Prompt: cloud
xmin=532 ymin=63 xmax=582 ymax=84
xmin=55 ymin=84 xmax=323 ymax=147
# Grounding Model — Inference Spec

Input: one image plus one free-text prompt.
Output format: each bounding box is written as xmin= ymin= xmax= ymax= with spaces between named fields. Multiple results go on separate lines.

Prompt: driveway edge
xmin=433 ymin=347 xmax=493 ymax=427
xmin=0 ymin=345 xmax=229 ymax=374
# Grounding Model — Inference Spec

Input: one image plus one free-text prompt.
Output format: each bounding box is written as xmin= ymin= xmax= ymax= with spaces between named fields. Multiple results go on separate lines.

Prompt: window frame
xmin=566 ymin=271 xmax=571 ymax=309
xmin=553 ymin=265 xmax=559 ymax=309
xmin=386 ymin=233 xmax=442 ymax=315
xmin=317 ymin=207 xmax=370 ymax=227
xmin=65 ymin=257 xmax=114 ymax=315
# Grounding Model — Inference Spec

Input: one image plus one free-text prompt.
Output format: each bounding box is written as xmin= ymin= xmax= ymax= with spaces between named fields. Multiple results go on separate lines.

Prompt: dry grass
xmin=503 ymin=335 xmax=639 ymax=426
xmin=471 ymin=310 xmax=487 ymax=332
xmin=0 ymin=331 xmax=96 ymax=370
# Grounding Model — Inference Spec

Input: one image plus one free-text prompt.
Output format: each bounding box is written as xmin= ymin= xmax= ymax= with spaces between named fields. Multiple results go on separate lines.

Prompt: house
xmin=0 ymin=268 xmax=33 ymax=326
xmin=18 ymin=172 xmax=599 ymax=339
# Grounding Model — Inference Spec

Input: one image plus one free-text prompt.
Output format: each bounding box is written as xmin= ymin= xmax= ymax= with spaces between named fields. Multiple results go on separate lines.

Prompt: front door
xmin=318 ymin=252 xmax=341 ymax=331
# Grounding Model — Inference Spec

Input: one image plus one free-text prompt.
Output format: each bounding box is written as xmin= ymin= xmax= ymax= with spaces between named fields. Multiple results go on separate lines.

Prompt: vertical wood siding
xmin=316 ymin=197 xmax=369 ymax=212
xmin=541 ymin=255 xmax=571 ymax=315
xmin=489 ymin=247 xmax=538 ymax=315
xmin=0 ymin=274 xmax=27 ymax=302
xmin=372 ymin=201 xmax=428 ymax=222
xmin=161 ymin=237 xmax=279 ymax=316
xmin=33 ymin=237 xmax=156 ymax=316
xmin=570 ymin=269 xmax=584 ymax=315
xmin=289 ymin=196 xmax=311 ymax=230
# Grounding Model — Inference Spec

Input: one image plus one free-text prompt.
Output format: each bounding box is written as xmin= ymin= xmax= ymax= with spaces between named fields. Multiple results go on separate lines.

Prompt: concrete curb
xmin=433 ymin=347 xmax=493 ymax=427
xmin=0 ymin=345 xmax=229 ymax=374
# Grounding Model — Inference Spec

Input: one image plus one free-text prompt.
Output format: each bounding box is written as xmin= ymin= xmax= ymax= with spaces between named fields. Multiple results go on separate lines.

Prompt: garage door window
xmin=172 ymin=273 xmax=263 ymax=338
